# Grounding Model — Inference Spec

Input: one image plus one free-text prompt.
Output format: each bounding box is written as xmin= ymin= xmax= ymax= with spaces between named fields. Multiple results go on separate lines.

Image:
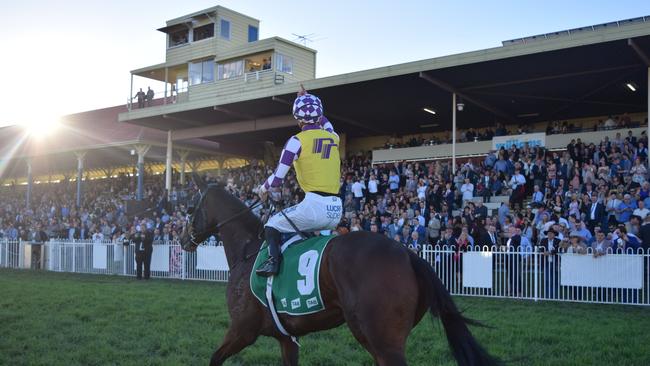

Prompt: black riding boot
xmin=256 ymin=227 xmax=281 ymax=277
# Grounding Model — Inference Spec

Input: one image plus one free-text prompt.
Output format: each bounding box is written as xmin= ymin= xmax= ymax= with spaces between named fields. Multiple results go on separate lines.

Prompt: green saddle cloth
xmin=250 ymin=235 xmax=334 ymax=315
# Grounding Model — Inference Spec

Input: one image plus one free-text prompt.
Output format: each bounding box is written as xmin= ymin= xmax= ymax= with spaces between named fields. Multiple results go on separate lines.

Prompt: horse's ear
xmin=192 ymin=173 xmax=207 ymax=192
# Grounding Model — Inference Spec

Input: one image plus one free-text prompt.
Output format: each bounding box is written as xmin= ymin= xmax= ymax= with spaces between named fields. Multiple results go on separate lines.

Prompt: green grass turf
xmin=1 ymin=269 xmax=649 ymax=366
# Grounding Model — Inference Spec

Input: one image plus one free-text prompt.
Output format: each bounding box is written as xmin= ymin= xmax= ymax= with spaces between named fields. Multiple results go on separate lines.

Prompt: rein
xmin=189 ymin=196 xmax=263 ymax=245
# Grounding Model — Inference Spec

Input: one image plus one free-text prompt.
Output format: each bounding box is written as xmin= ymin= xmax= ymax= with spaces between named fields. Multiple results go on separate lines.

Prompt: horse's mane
xmin=212 ymin=185 xmax=262 ymax=231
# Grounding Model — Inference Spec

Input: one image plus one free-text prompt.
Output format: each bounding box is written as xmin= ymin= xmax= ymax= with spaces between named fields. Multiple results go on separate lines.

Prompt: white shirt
xmin=417 ymin=185 xmax=427 ymax=200
xmin=509 ymin=174 xmax=526 ymax=189
xmin=633 ymin=208 xmax=650 ymax=220
xmin=92 ymin=233 xmax=104 ymax=243
xmin=351 ymin=181 xmax=365 ymax=198
xmin=460 ymin=183 xmax=474 ymax=200
xmin=368 ymin=179 xmax=378 ymax=194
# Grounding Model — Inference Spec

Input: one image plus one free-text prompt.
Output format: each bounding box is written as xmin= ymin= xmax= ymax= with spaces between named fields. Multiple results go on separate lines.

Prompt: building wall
xmin=215 ymin=7 xmax=260 ymax=53
xmin=166 ymin=37 xmax=218 ymax=66
xmin=273 ymin=41 xmax=316 ymax=81
xmin=164 ymin=7 xmax=260 ymax=66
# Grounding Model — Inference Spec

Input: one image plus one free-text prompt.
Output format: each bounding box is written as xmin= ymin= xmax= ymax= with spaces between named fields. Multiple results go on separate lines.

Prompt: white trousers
xmin=266 ymin=192 xmax=343 ymax=233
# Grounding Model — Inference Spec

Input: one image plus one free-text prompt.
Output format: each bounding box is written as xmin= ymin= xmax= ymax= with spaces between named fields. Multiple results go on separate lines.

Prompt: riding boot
xmin=256 ymin=227 xmax=282 ymax=277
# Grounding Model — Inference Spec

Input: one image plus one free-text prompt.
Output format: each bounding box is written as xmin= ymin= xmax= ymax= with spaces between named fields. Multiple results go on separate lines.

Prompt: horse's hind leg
xmin=278 ymin=337 xmax=299 ymax=366
xmin=345 ymin=311 xmax=409 ymax=366
xmin=209 ymin=327 xmax=258 ymax=366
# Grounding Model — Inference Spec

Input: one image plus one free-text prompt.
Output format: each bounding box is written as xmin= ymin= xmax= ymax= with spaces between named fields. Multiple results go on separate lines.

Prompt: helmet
xmin=292 ymin=94 xmax=323 ymax=124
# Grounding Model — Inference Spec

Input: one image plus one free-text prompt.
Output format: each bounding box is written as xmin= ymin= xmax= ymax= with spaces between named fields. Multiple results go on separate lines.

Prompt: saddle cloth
xmin=250 ymin=235 xmax=334 ymax=315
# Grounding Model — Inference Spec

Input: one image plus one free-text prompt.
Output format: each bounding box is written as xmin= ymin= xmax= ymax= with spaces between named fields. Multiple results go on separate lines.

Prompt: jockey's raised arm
xmin=255 ymin=87 xmax=343 ymax=277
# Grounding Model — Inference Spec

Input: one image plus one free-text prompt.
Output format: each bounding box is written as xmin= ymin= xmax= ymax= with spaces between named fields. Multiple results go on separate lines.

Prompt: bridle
xmin=186 ymin=185 xmax=263 ymax=249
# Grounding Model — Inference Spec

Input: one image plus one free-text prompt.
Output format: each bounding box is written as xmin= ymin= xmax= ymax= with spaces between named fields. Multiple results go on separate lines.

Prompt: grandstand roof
xmin=122 ymin=17 xmax=650 ymax=151
xmin=0 ymin=103 xmax=223 ymax=179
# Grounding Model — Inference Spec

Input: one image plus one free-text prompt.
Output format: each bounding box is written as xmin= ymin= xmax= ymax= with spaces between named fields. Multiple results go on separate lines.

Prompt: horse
xmin=180 ymin=175 xmax=499 ymax=366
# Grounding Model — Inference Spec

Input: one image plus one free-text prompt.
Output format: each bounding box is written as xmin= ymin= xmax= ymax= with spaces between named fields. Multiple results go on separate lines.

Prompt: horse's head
xmin=180 ymin=173 xmax=259 ymax=252
xmin=180 ymin=173 xmax=215 ymax=252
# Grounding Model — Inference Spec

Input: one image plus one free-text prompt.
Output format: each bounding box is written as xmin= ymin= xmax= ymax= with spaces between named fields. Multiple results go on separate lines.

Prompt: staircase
xmin=452 ymin=195 xmax=510 ymax=217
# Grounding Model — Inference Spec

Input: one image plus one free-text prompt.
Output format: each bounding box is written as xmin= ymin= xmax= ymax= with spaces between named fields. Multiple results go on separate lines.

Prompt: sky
xmin=1 ymin=0 xmax=650 ymax=128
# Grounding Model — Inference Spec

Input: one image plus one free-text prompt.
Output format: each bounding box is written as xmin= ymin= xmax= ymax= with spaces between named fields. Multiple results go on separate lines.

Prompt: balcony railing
xmin=126 ymin=70 xmax=288 ymax=112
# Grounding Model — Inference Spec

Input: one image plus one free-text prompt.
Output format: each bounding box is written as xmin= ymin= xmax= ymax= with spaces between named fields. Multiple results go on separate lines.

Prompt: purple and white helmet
xmin=292 ymin=93 xmax=323 ymax=124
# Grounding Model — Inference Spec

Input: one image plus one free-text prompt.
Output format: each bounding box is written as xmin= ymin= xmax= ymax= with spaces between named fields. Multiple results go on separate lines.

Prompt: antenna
xmin=291 ymin=33 xmax=325 ymax=46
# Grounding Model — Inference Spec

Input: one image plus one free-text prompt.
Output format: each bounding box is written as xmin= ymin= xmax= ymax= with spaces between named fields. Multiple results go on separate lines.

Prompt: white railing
xmin=420 ymin=245 xmax=650 ymax=306
xmin=0 ymin=239 xmax=23 ymax=269
xmin=2 ymin=238 xmax=649 ymax=306
xmin=0 ymin=239 xmax=229 ymax=283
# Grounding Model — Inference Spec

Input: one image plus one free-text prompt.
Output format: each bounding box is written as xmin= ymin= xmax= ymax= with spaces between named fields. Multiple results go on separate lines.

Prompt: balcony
xmin=121 ymin=69 xmax=294 ymax=121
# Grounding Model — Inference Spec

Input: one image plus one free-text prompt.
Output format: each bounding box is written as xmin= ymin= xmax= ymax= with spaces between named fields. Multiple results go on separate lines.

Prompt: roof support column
xmin=134 ymin=145 xmax=151 ymax=201
xmin=178 ymin=150 xmax=189 ymax=186
xmin=129 ymin=73 xmax=134 ymax=111
xmin=452 ymin=93 xmax=457 ymax=175
xmin=164 ymin=67 xmax=169 ymax=105
xmin=74 ymin=151 xmax=86 ymax=208
xmin=647 ymin=67 xmax=649 ymax=170
xmin=165 ymin=130 xmax=173 ymax=197
xmin=25 ymin=158 xmax=32 ymax=209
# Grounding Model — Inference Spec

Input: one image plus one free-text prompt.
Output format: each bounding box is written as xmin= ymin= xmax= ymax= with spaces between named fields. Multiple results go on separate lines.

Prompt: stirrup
xmin=256 ymin=257 xmax=279 ymax=277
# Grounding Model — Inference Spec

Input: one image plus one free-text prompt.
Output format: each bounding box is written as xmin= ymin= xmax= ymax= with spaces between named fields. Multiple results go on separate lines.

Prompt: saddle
xmin=250 ymin=234 xmax=334 ymax=316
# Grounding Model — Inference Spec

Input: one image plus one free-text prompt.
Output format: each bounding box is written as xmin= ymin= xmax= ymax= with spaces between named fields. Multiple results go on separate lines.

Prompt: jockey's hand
xmin=298 ymin=84 xmax=307 ymax=97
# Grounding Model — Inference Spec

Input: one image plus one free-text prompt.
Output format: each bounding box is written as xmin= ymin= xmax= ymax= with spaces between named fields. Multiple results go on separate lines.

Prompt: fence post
xmin=18 ymin=239 xmax=24 ymax=269
xmin=72 ymin=243 xmax=76 ymax=273
xmin=181 ymin=248 xmax=186 ymax=280
xmin=123 ymin=245 xmax=127 ymax=276
xmin=534 ymin=246 xmax=539 ymax=302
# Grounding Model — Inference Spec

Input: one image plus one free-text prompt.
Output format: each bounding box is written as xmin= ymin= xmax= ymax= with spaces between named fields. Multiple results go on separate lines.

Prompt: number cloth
xmin=250 ymin=235 xmax=334 ymax=315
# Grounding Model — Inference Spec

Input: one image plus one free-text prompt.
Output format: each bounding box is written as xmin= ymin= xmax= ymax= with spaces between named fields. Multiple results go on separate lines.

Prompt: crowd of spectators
xmin=0 ymin=174 xmax=188 ymax=245
xmin=2 ymin=128 xmax=650 ymax=261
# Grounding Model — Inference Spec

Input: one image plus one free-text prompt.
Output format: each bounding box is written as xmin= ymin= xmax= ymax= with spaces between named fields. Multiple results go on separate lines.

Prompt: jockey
xmin=255 ymin=86 xmax=343 ymax=277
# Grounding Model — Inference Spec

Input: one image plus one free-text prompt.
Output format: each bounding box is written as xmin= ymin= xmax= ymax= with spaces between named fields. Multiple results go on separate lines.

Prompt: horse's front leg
xmin=209 ymin=327 xmax=258 ymax=366
xmin=278 ymin=337 xmax=299 ymax=366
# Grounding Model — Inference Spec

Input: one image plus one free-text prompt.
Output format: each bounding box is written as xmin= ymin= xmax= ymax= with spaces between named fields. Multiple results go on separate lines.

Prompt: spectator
xmin=460 ymin=177 xmax=474 ymax=207
xmin=134 ymin=88 xmax=146 ymax=108
xmin=591 ymin=229 xmax=612 ymax=257
xmin=146 ymin=87 xmax=155 ymax=107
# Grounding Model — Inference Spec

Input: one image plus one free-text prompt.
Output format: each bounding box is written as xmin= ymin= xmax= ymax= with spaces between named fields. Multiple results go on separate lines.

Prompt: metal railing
xmin=1 ymin=239 xmax=229 ymax=283
xmin=420 ymin=245 xmax=650 ymax=306
xmin=2 ymin=238 xmax=649 ymax=306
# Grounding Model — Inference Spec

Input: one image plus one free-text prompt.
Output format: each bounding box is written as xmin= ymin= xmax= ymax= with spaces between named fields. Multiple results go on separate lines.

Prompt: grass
xmin=1 ymin=269 xmax=649 ymax=366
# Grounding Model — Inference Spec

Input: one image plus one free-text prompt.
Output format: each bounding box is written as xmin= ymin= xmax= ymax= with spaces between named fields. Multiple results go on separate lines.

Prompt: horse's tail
xmin=408 ymin=250 xmax=500 ymax=366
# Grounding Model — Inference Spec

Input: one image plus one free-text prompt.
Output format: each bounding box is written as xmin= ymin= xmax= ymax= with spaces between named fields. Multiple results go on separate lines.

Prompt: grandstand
xmin=1 ymin=6 xmax=650 ymax=307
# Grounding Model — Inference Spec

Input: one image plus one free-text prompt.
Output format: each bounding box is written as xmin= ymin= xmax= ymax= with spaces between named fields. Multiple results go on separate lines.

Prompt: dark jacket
xmin=639 ymin=223 xmax=650 ymax=250
xmin=586 ymin=202 xmax=606 ymax=224
xmin=478 ymin=230 xmax=499 ymax=247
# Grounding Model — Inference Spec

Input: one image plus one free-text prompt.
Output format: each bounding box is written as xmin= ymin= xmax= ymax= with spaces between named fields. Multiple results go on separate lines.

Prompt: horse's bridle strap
xmin=190 ymin=197 xmax=262 ymax=245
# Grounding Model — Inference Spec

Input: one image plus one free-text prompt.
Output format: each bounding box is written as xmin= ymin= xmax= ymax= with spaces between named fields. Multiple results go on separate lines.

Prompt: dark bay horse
xmin=180 ymin=177 xmax=499 ymax=366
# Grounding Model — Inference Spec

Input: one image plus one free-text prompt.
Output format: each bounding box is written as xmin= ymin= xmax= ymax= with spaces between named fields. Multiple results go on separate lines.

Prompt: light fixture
xmin=626 ymin=82 xmax=637 ymax=92
xmin=456 ymin=97 xmax=465 ymax=112
xmin=517 ymin=112 xmax=540 ymax=118
xmin=423 ymin=108 xmax=436 ymax=115
xmin=419 ymin=123 xmax=439 ymax=128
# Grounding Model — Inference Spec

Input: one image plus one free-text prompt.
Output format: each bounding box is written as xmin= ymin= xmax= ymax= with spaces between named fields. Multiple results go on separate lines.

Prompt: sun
xmin=20 ymin=113 xmax=61 ymax=138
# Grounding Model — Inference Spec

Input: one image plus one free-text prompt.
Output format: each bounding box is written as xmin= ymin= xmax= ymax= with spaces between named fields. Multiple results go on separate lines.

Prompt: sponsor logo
xmin=312 ymin=138 xmax=338 ymax=159
xmin=290 ymin=298 xmax=301 ymax=310
xmin=306 ymin=297 xmax=319 ymax=308
xmin=280 ymin=298 xmax=287 ymax=308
